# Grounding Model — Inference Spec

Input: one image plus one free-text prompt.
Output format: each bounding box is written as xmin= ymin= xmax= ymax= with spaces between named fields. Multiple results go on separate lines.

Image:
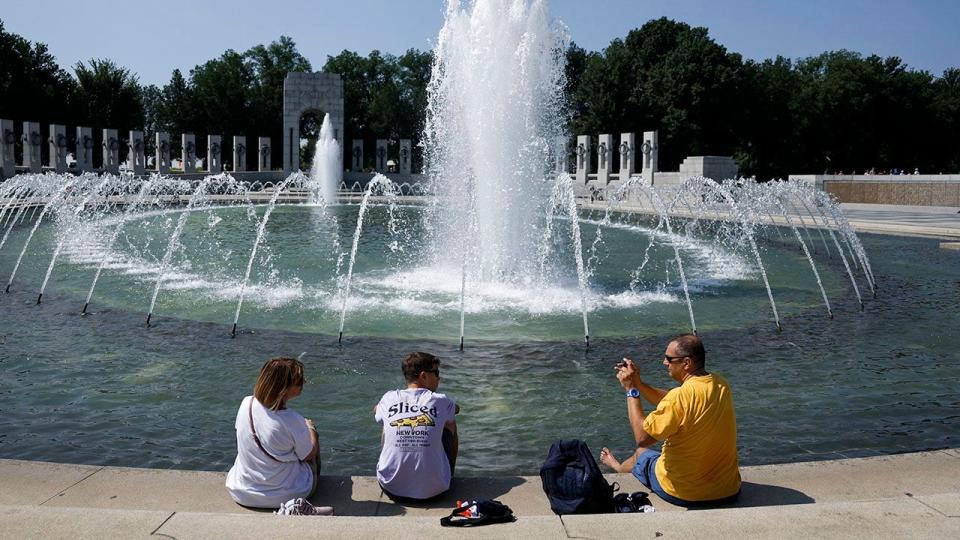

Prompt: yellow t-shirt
xmin=642 ymin=373 xmax=741 ymax=501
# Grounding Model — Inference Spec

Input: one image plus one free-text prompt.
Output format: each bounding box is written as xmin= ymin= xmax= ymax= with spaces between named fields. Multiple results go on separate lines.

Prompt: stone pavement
xmin=1 ymin=449 xmax=957 ymax=539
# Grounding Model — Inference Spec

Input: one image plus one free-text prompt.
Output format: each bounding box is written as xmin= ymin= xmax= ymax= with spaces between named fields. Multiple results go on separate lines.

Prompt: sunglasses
xmin=663 ymin=354 xmax=688 ymax=363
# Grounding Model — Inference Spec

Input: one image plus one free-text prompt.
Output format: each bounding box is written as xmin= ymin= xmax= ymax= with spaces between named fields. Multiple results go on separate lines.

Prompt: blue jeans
xmin=631 ymin=449 xmax=739 ymax=508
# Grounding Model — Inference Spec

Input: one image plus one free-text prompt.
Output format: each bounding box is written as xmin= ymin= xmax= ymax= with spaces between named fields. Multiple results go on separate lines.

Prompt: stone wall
xmin=282 ymin=72 xmax=343 ymax=174
xmin=790 ymin=175 xmax=960 ymax=206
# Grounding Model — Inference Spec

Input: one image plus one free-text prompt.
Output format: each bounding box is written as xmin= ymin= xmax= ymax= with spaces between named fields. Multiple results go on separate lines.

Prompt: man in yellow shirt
xmin=599 ymin=334 xmax=741 ymax=506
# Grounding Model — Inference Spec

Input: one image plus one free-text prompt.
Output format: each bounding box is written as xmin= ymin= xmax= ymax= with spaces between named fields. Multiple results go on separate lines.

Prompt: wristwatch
xmin=625 ymin=388 xmax=641 ymax=399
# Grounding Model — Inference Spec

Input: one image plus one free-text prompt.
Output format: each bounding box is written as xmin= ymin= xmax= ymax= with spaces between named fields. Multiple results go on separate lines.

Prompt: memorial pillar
xmin=351 ymin=139 xmax=363 ymax=171
xmin=128 ymin=130 xmax=145 ymax=175
xmin=102 ymin=129 xmax=120 ymax=174
xmin=233 ymin=136 xmax=246 ymax=172
xmin=0 ymin=119 xmax=15 ymax=179
xmin=181 ymin=134 xmax=196 ymax=173
xmin=399 ymin=139 xmax=412 ymax=175
xmin=156 ymin=132 xmax=170 ymax=173
xmin=641 ymin=130 xmax=658 ymax=185
xmin=575 ymin=135 xmax=591 ymax=185
xmin=555 ymin=136 xmax=568 ymax=174
xmin=48 ymin=124 xmax=68 ymax=173
xmin=258 ymin=137 xmax=271 ymax=172
xmin=597 ymin=134 xmax=612 ymax=184
xmin=618 ymin=133 xmax=635 ymax=180
xmin=22 ymin=122 xmax=42 ymax=173
xmin=207 ymin=135 xmax=222 ymax=173
xmin=375 ymin=139 xmax=388 ymax=172
xmin=76 ymin=127 xmax=94 ymax=172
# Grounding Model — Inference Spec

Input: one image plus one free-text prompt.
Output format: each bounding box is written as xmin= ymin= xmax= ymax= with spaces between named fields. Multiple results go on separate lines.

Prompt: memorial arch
xmin=282 ymin=72 xmax=344 ymax=174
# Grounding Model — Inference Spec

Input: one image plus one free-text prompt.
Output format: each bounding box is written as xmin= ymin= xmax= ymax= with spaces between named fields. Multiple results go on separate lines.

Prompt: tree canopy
xmin=566 ymin=17 xmax=960 ymax=177
xmin=1 ymin=17 xmax=957 ymax=177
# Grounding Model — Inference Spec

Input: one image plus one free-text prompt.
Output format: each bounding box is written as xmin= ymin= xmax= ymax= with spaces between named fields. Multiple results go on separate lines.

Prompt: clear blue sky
xmin=4 ymin=0 xmax=958 ymax=86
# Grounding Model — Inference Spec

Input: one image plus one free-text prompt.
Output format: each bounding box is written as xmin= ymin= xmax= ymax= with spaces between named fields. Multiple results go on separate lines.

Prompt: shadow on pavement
xmin=727 ymin=481 xmax=815 ymax=508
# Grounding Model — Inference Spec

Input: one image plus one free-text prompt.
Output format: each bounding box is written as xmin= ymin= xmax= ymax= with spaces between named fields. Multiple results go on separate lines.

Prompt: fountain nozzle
xmin=146 ymin=313 xmax=152 ymax=327
xmin=230 ymin=323 xmax=237 ymax=338
xmin=338 ymin=331 xmax=343 ymax=344
xmin=36 ymin=293 xmax=42 ymax=305
xmin=81 ymin=303 xmax=88 ymax=315
xmin=459 ymin=336 xmax=464 ymax=351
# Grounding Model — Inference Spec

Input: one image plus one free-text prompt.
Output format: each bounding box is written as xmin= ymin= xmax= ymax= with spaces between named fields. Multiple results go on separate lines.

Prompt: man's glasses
xmin=664 ymin=354 xmax=688 ymax=363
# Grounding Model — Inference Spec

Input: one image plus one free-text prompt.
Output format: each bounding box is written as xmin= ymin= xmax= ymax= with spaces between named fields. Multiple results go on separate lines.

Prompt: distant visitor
xmin=226 ymin=357 xmax=321 ymax=508
xmin=599 ymin=334 xmax=741 ymax=506
xmin=375 ymin=352 xmax=459 ymax=501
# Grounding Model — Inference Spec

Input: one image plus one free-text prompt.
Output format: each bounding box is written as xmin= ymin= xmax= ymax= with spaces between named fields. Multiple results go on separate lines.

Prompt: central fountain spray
xmin=424 ymin=0 xmax=570 ymax=278
xmin=422 ymin=0 xmax=590 ymax=344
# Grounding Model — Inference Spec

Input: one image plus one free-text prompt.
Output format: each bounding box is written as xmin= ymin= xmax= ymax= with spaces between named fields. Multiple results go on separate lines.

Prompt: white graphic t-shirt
xmin=225 ymin=396 xmax=314 ymax=508
xmin=375 ymin=388 xmax=456 ymax=499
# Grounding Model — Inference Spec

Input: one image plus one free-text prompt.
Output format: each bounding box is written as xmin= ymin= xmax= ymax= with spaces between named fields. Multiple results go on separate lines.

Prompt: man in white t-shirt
xmin=374 ymin=352 xmax=459 ymax=501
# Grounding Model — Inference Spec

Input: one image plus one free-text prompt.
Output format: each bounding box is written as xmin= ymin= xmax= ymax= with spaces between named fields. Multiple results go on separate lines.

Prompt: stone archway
xmin=282 ymin=72 xmax=344 ymax=174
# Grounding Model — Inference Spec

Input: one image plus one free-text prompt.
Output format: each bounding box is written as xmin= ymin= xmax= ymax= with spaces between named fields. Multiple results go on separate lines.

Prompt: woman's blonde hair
xmin=253 ymin=357 xmax=305 ymax=410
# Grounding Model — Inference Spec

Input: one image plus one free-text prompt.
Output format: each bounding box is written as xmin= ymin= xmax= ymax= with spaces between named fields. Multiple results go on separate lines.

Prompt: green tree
xmin=571 ymin=18 xmax=744 ymax=171
xmin=324 ymin=50 xmax=371 ymax=168
xmin=188 ymin=50 xmax=254 ymax=136
xmin=737 ymin=56 xmax=805 ymax=179
xmin=246 ymin=36 xmax=311 ymax=167
xmin=791 ymin=51 xmax=938 ymax=174
xmin=323 ymin=49 xmax=432 ymax=170
xmin=0 ymin=20 xmax=77 ymax=127
xmin=74 ymin=59 xmax=144 ymax=130
xmin=932 ymin=68 xmax=960 ymax=172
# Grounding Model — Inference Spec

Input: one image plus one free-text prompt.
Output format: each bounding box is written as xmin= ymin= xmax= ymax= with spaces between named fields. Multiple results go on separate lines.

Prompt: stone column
xmin=182 ymin=134 xmax=196 ymax=173
xmin=399 ymin=139 xmax=412 ymax=175
xmin=0 ymin=119 xmax=15 ymax=179
xmin=207 ymin=135 xmax=222 ymax=173
xmin=156 ymin=132 xmax=170 ymax=173
xmin=76 ymin=127 xmax=94 ymax=172
xmin=22 ymin=122 xmax=42 ymax=173
xmin=258 ymin=137 xmax=271 ymax=172
xmin=597 ymin=133 xmax=612 ymax=184
xmin=555 ymin=136 xmax=568 ymax=174
xmin=233 ymin=136 xmax=246 ymax=172
xmin=375 ymin=139 xmax=388 ymax=172
xmin=48 ymin=124 xmax=68 ymax=173
xmin=351 ymin=139 xmax=363 ymax=171
xmin=102 ymin=129 xmax=120 ymax=174
xmin=128 ymin=130 xmax=145 ymax=175
xmin=575 ymin=135 xmax=591 ymax=184
xmin=618 ymin=133 xmax=635 ymax=181
xmin=641 ymin=130 xmax=658 ymax=185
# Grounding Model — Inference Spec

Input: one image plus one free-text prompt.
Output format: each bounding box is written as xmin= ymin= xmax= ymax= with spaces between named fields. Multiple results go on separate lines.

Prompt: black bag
xmin=613 ymin=491 xmax=655 ymax=513
xmin=439 ymin=499 xmax=515 ymax=527
xmin=540 ymin=439 xmax=617 ymax=515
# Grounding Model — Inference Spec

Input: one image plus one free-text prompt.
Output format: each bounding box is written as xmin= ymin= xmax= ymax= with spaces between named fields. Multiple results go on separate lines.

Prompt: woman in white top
xmin=226 ymin=357 xmax=320 ymax=508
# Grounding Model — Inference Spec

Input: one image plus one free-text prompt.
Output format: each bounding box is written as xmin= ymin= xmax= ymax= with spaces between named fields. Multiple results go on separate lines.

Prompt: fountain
xmin=5 ymin=0 xmax=956 ymax=481
xmin=308 ymin=113 xmax=341 ymax=205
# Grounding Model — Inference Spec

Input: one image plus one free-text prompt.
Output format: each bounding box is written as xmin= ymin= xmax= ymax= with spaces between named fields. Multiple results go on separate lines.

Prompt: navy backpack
xmin=540 ymin=439 xmax=617 ymax=514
